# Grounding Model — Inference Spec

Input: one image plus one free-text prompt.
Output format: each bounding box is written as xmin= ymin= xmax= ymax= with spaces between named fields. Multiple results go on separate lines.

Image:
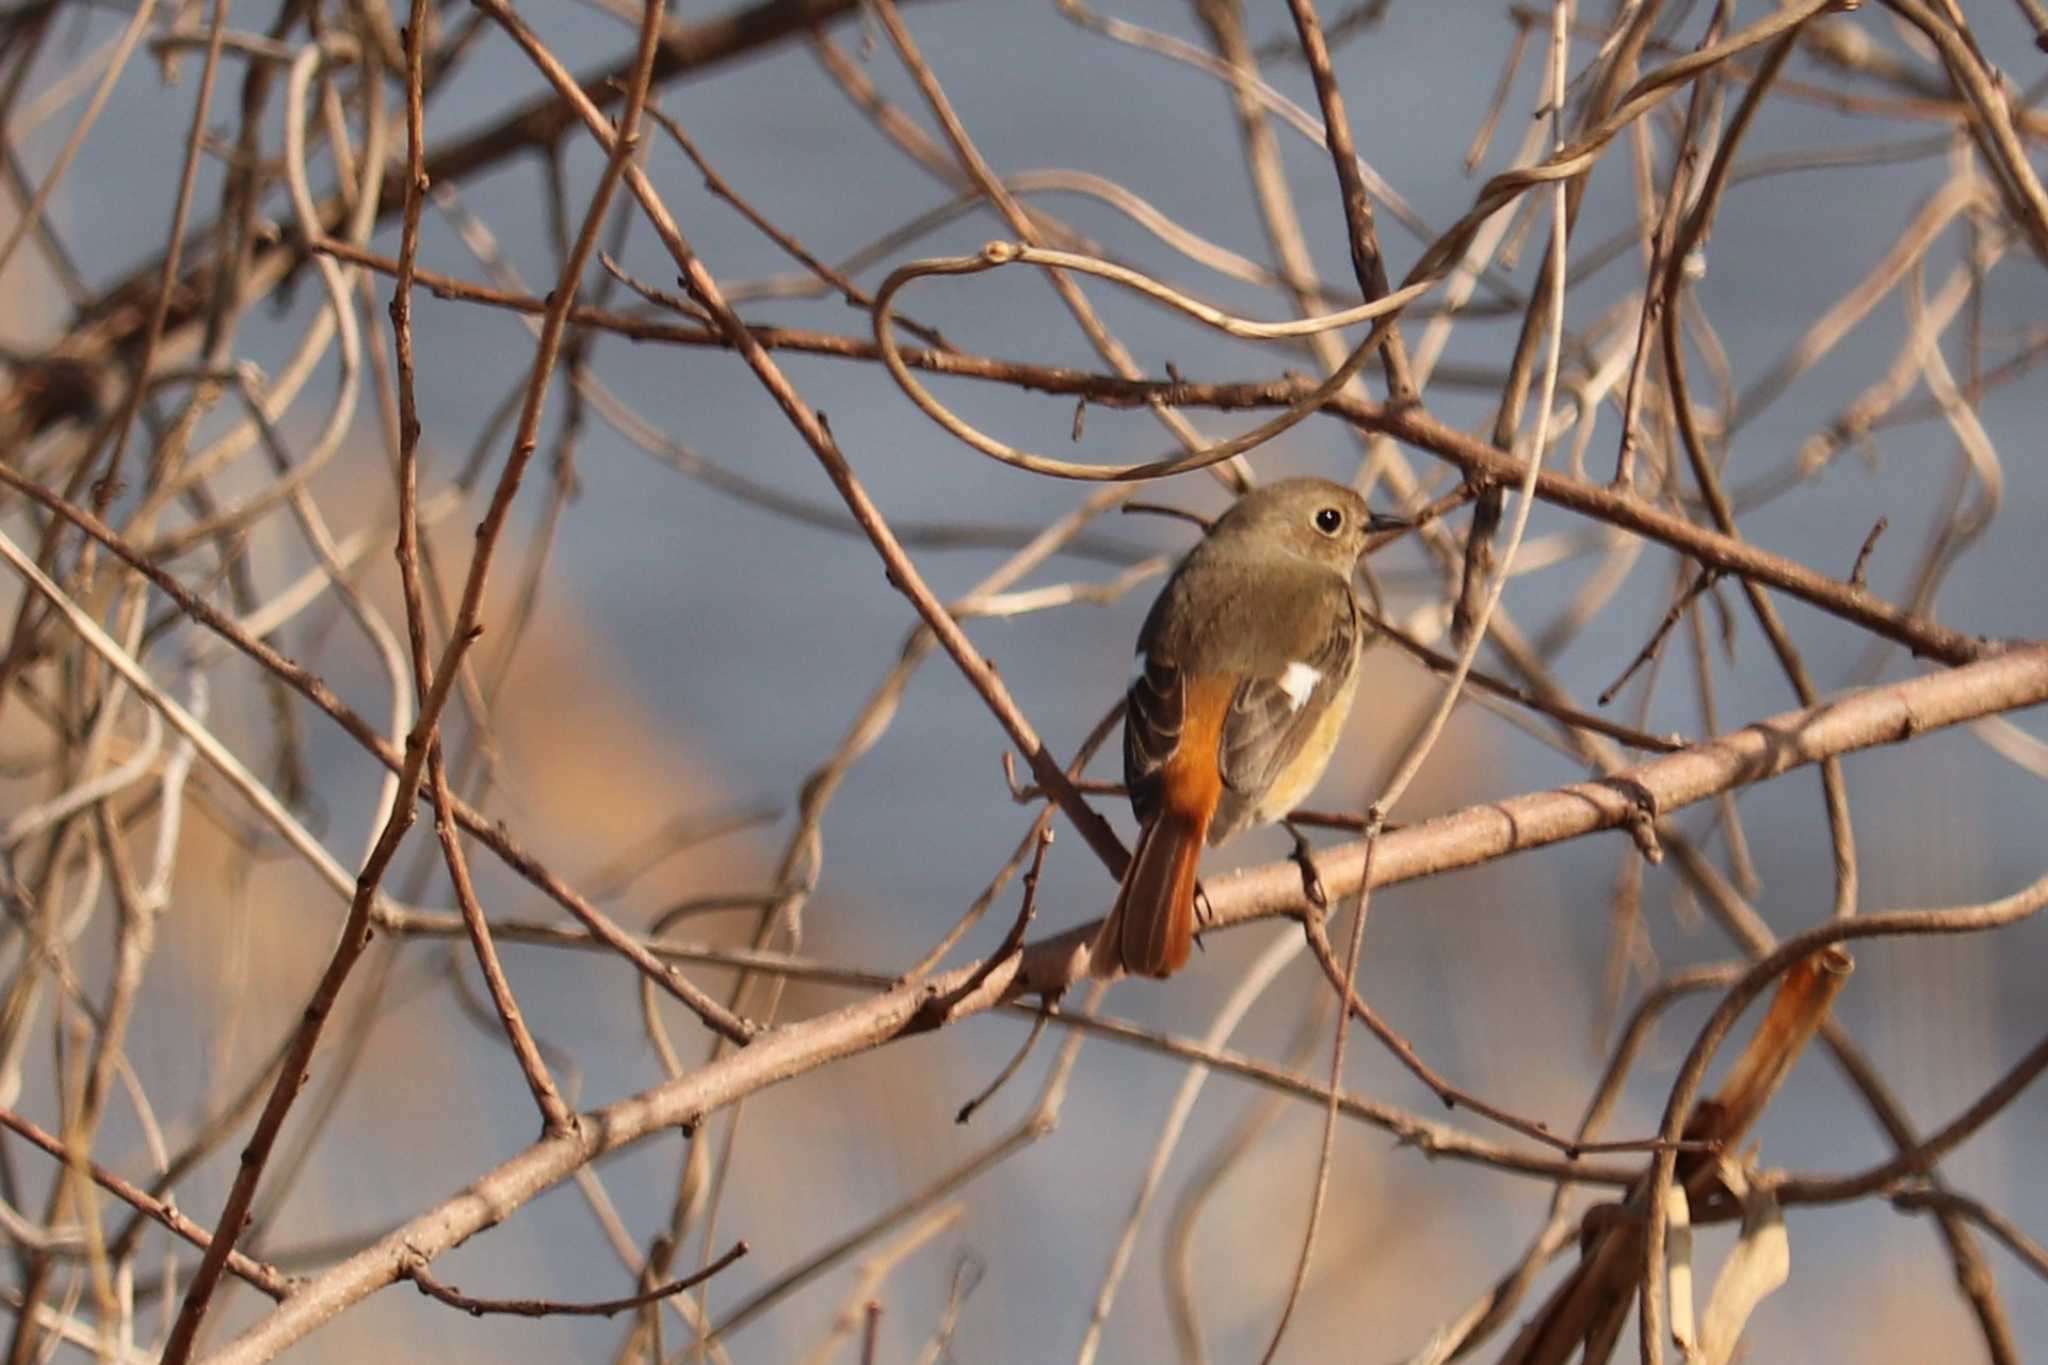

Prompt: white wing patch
xmin=1129 ymin=651 xmax=1148 ymax=686
xmin=1277 ymin=660 xmax=1322 ymax=711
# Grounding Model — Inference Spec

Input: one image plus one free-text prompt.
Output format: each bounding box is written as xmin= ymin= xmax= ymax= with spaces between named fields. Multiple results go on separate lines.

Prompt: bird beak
xmin=1365 ymin=510 xmax=1411 ymax=535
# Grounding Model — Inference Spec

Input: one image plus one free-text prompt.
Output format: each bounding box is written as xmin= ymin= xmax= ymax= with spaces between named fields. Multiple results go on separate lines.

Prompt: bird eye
xmin=1314 ymin=506 xmax=1344 ymax=535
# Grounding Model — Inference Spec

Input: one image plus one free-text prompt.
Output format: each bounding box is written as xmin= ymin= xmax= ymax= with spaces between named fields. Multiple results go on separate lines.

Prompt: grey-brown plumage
xmin=1093 ymin=477 xmax=1395 ymax=979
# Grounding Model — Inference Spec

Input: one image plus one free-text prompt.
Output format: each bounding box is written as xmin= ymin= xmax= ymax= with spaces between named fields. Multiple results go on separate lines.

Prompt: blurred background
xmin=0 ymin=0 xmax=2045 ymax=1360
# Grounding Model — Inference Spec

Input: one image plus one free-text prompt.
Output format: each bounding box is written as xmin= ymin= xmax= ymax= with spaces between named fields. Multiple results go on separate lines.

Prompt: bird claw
xmin=1285 ymin=822 xmax=1329 ymax=910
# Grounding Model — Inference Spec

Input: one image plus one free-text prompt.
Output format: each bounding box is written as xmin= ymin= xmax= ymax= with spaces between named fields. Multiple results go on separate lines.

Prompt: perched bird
xmin=1091 ymin=477 xmax=1403 ymax=979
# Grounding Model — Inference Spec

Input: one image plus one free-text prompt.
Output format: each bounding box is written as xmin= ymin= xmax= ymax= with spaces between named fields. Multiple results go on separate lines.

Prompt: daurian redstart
xmin=1091 ymin=477 xmax=1402 ymax=979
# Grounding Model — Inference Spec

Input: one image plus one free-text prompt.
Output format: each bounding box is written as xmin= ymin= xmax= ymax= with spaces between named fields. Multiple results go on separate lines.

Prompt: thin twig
xmin=0 ymin=1105 xmax=289 ymax=1300
xmin=1597 ymin=569 xmax=1721 ymax=707
xmin=1849 ymin=516 xmax=1889 ymax=588
xmin=407 ymin=1239 xmax=748 ymax=1318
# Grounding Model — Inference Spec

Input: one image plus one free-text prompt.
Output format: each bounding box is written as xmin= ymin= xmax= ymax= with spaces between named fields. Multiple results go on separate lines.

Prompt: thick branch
xmin=297 ymin=244 xmax=1994 ymax=666
xmin=205 ymin=642 xmax=2048 ymax=1363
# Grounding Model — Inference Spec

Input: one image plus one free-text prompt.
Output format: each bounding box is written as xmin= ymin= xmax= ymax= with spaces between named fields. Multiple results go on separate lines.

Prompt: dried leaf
xmin=1698 ymin=1161 xmax=1791 ymax=1365
xmin=1666 ymin=1183 xmax=1698 ymax=1360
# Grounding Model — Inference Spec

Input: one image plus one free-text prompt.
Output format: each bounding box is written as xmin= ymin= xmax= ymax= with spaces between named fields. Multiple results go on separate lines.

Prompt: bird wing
xmin=1123 ymin=651 xmax=1185 ymax=829
xmin=1211 ymin=586 xmax=1361 ymax=841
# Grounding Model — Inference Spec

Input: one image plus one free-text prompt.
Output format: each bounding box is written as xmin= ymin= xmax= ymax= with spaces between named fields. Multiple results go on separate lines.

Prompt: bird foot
xmin=1285 ymin=822 xmax=1329 ymax=910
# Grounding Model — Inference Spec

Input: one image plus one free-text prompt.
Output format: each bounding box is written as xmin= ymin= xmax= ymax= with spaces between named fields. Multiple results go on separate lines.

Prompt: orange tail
xmin=1091 ymin=806 xmax=1211 ymax=979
